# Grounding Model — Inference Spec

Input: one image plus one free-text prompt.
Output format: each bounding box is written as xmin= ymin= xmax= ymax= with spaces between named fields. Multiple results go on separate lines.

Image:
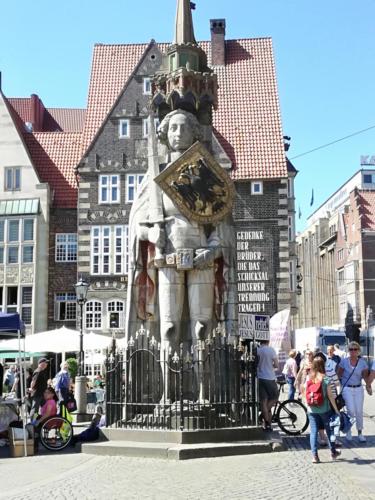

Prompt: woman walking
xmin=283 ymin=350 xmax=298 ymax=400
xmin=337 ymin=341 xmax=369 ymax=442
xmin=305 ymin=357 xmax=341 ymax=463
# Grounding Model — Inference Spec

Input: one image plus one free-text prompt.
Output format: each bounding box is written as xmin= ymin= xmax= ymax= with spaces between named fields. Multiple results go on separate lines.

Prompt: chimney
xmin=210 ymin=19 xmax=226 ymax=66
xmin=30 ymin=93 xmax=44 ymax=131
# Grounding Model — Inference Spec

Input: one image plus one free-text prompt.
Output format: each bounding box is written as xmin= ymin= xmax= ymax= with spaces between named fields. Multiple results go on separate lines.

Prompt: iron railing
xmin=105 ymin=326 xmax=259 ymax=430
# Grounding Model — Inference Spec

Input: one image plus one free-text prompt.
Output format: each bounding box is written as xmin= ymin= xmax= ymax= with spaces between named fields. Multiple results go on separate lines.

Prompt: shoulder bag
xmin=335 ymin=359 xmax=359 ymax=410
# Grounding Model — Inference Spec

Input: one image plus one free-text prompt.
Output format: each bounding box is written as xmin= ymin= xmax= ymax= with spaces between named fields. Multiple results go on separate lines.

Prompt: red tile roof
xmin=22 ymin=132 xmax=81 ymax=208
xmin=8 ymin=97 xmax=85 ymax=132
xmin=83 ymin=39 xmax=287 ymax=179
xmin=46 ymin=108 xmax=86 ymax=133
xmin=358 ymin=191 xmax=375 ymax=230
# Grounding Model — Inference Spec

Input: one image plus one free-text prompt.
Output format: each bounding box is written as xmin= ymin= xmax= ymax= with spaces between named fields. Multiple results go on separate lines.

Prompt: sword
xmin=142 ymin=111 xmax=165 ymax=267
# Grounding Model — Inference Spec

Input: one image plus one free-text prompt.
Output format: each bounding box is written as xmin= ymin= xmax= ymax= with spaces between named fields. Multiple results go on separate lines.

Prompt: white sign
xmin=238 ymin=313 xmax=270 ymax=340
xmin=361 ymin=155 xmax=375 ymax=166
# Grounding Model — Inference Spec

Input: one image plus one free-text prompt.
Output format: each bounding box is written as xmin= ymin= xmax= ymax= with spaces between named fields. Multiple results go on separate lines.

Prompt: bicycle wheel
xmin=276 ymin=399 xmax=309 ymax=435
xmin=39 ymin=416 xmax=73 ymax=451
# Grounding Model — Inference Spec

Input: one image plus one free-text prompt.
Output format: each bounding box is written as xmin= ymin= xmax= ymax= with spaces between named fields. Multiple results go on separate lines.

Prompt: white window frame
xmin=4 ymin=167 xmax=21 ymax=191
xmin=143 ymin=77 xmax=152 ymax=95
xmin=119 ymin=119 xmax=130 ymax=138
xmin=337 ymin=269 xmax=345 ymax=287
xmin=126 ymin=174 xmax=145 ymax=203
xmin=143 ymin=117 xmax=160 ymax=138
xmin=55 ymin=233 xmax=77 ymax=262
xmin=85 ymin=301 xmax=102 ymax=330
xmin=251 ymin=181 xmax=263 ymax=195
xmin=54 ymin=293 xmax=77 ymax=321
xmin=107 ymin=300 xmax=125 ymax=329
xmin=99 ymin=175 xmax=120 ymax=204
xmin=91 ymin=226 xmax=129 ymax=276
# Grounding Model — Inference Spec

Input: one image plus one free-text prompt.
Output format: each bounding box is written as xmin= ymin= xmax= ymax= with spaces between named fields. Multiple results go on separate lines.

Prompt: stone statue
xmin=125 ymin=109 xmax=237 ymax=401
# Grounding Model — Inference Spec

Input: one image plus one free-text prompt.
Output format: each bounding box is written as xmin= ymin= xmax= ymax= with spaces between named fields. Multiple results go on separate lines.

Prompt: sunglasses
xmin=349 ymin=348 xmax=359 ymax=351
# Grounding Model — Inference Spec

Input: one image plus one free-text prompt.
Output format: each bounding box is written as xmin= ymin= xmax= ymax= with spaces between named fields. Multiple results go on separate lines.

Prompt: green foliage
xmin=66 ymin=357 xmax=78 ymax=380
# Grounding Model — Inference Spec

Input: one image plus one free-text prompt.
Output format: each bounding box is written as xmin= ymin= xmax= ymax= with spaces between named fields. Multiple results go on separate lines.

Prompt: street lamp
xmin=74 ymin=277 xmax=89 ymax=377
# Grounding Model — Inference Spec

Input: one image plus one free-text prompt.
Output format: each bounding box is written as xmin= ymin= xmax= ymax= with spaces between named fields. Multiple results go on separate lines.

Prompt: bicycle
xmin=270 ymin=378 xmax=309 ymax=435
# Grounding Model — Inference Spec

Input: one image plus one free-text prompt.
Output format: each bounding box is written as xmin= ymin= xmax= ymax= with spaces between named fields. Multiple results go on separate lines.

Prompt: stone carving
xmin=6 ymin=267 xmax=19 ymax=284
xmin=87 ymin=209 xmax=127 ymax=224
xmin=21 ymin=266 xmax=34 ymax=283
xmin=125 ymin=109 xmax=237 ymax=401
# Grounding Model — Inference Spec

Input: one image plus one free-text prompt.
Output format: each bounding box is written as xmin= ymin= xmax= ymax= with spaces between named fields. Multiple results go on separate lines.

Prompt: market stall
xmin=0 ymin=313 xmax=28 ymax=456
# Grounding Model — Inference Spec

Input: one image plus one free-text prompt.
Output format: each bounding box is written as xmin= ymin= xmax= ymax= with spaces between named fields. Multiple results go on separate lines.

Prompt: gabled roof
xmin=22 ymin=132 xmax=81 ymax=208
xmin=83 ymin=39 xmax=287 ymax=179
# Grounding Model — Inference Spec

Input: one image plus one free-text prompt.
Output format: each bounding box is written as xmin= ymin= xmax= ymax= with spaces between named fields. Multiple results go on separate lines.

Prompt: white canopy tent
xmin=0 ymin=326 xmax=112 ymax=353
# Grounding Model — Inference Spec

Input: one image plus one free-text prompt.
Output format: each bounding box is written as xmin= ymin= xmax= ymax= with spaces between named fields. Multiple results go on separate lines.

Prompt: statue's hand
xmin=194 ymin=249 xmax=215 ymax=270
xmin=148 ymin=226 xmax=165 ymax=249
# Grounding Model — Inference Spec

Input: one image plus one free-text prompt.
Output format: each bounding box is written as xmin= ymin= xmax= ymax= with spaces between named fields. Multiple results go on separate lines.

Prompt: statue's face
xmin=167 ymin=113 xmax=194 ymax=152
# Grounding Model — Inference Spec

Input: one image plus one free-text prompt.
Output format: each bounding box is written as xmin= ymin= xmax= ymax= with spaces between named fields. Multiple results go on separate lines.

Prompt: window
xmin=0 ymin=219 xmax=35 ymax=265
xmin=55 ymin=293 xmax=77 ymax=321
xmin=288 ymin=216 xmax=295 ymax=242
xmin=143 ymin=77 xmax=152 ymax=95
xmin=55 ymin=234 xmax=77 ymax=262
xmin=337 ymin=248 xmax=344 ymax=261
xmin=107 ymin=301 xmax=125 ymax=329
xmin=7 ymin=287 xmax=18 ymax=313
xmin=21 ymin=287 xmax=32 ymax=325
xmin=251 ymin=181 xmax=263 ymax=195
xmin=4 ymin=167 xmax=21 ymax=191
xmin=143 ymin=117 xmax=160 ymax=138
xmin=91 ymin=226 xmax=129 ymax=275
xmin=338 ymin=269 xmax=345 ymax=287
xmin=119 ymin=119 xmax=130 ymax=138
xmin=287 ymin=177 xmax=294 ymax=198
xmin=364 ymin=174 xmax=373 ymax=184
xmin=7 ymin=247 xmax=18 ymax=264
xmin=99 ymin=175 xmax=120 ymax=204
xmin=115 ymin=226 xmax=129 ymax=275
xmin=289 ymin=261 xmax=296 ymax=292
xmin=22 ymin=246 xmax=33 ymax=263
xmin=329 ymin=224 xmax=337 ymax=237
xmin=85 ymin=301 xmax=102 ymax=329
xmin=126 ymin=174 xmax=145 ymax=203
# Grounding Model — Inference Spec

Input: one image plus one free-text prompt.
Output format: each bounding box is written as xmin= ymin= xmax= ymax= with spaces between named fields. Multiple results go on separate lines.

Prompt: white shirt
xmin=257 ymin=345 xmax=278 ymax=380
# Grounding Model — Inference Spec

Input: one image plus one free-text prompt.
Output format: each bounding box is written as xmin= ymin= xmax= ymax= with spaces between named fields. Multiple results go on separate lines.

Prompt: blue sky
xmin=1 ymin=0 xmax=374 ymax=231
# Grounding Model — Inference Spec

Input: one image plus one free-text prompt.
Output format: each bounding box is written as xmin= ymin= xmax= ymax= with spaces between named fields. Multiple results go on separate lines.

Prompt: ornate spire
xmin=174 ymin=0 xmax=196 ymax=45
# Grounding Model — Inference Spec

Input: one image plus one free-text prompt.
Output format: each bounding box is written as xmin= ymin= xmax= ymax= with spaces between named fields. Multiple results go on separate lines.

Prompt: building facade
xmin=76 ymin=15 xmax=297 ymax=335
xmin=293 ymin=168 xmax=375 ymax=332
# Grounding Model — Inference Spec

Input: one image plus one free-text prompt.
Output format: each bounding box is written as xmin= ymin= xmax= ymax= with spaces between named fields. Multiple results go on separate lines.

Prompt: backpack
xmin=65 ymin=391 xmax=77 ymax=413
xmin=305 ymin=378 xmax=324 ymax=407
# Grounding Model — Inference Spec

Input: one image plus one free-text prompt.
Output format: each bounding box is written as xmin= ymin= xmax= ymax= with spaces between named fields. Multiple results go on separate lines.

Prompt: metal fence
xmin=105 ymin=327 xmax=259 ymax=430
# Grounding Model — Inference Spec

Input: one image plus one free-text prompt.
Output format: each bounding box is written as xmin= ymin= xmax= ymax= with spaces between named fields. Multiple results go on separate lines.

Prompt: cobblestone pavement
xmin=1 ymin=395 xmax=374 ymax=500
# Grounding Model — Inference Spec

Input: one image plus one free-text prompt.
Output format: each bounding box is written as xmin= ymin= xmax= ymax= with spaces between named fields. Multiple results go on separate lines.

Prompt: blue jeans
xmin=286 ymin=377 xmax=296 ymax=400
xmin=308 ymin=411 xmax=336 ymax=456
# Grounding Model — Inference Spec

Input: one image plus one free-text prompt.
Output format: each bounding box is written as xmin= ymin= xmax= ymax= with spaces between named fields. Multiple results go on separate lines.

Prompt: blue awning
xmin=0 ymin=313 xmax=25 ymax=339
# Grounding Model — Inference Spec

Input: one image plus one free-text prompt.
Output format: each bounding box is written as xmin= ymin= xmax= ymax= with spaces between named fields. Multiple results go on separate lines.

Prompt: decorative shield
xmin=154 ymin=142 xmax=235 ymax=224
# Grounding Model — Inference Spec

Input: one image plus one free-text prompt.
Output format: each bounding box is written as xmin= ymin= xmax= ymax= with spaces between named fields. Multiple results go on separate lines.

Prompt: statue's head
xmin=158 ymin=109 xmax=202 ymax=152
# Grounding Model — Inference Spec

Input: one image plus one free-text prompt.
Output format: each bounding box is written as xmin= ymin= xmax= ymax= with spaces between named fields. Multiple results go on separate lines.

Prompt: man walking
xmin=257 ymin=340 xmax=279 ymax=431
xmin=54 ymin=362 xmax=70 ymax=403
xmin=29 ymin=358 xmax=49 ymax=417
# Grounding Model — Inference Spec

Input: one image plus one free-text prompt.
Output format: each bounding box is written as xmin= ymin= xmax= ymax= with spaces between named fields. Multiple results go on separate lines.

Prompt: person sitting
xmin=33 ymin=387 xmax=58 ymax=428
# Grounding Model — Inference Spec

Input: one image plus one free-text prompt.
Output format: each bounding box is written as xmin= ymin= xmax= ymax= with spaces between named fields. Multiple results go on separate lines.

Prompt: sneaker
xmin=331 ymin=450 xmax=341 ymax=461
xmin=345 ymin=430 xmax=352 ymax=441
xmin=312 ymin=455 xmax=320 ymax=464
xmin=358 ymin=434 xmax=367 ymax=443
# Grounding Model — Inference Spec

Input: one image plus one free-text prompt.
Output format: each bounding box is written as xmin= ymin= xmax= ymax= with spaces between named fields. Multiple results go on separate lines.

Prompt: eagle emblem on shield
xmin=155 ymin=142 xmax=235 ymax=224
